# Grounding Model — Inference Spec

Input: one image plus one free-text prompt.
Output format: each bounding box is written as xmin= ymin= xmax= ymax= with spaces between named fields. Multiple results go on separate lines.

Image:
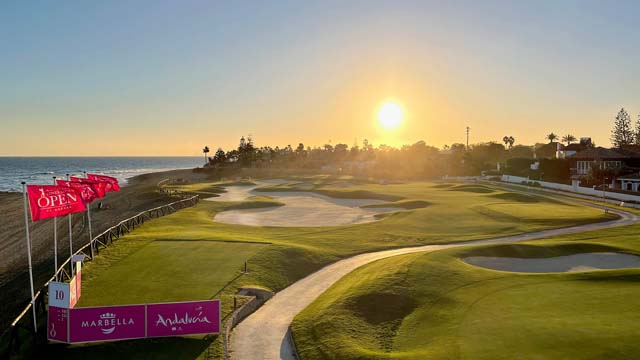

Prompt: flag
xmin=87 ymin=174 xmax=120 ymax=192
xmin=69 ymin=177 xmax=107 ymax=198
xmin=26 ymin=185 xmax=86 ymax=221
xmin=57 ymin=180 xmax=98 ymax=204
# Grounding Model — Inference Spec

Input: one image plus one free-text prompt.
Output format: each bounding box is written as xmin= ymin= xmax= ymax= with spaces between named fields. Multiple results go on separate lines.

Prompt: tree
xmin=635 ymin=114 xmax=640 ymax=146
xmin=546 ymin=133 xmax=558 ymax=143
xmin=502 ymin=136 xmax=515 ymax=149
xmin=213 ymin=148 xmax=226 ymax=164
xmin=611 ymin=108 xmax=634 ymax=148
xmin=202 ymin=146 xmax=210 ymax=165
xmin=561 ymin=134 xmax=576 ymax=145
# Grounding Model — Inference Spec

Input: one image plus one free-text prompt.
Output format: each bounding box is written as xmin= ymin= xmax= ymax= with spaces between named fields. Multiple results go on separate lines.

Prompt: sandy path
xmin=229 ymin=190 xmax=640 ymax=360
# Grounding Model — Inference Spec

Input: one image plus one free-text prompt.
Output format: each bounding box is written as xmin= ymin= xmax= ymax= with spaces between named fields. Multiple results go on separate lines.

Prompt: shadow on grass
xmin=41 ymin=335 xmax=216 ymax=360
xmin=489 ymin=192 xmax=565 ymax=205
xmin=447 ymin=185 xmax=495 ymax=193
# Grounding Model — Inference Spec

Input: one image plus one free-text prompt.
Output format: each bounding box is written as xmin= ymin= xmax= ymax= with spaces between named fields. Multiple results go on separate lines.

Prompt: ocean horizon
xmin=0 ymin=156 xmax=203 ymax=192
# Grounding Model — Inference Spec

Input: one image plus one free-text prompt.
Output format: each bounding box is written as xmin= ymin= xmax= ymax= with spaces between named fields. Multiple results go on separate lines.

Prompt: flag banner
xmin=147 ymin=300 xmax=220 ymax=337
xmin=26 ymin=185 xmax=86 ymax=221
xmin=49 ymin=300 xmax=220 ymax=344
xmin=69 ymin=177 xmax=107 ymax=198
xmin=57 ymin=179 xmax=98 ymax=204
xmin=87 ymin=174 xmax=121 ymax=192
xmin=69 ymin=305 xmax=146 ymax=343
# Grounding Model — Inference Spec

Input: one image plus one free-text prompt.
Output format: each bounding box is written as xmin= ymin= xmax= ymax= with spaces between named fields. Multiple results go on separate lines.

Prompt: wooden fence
xmin=2 ymin=193 xmax=199 ymax=359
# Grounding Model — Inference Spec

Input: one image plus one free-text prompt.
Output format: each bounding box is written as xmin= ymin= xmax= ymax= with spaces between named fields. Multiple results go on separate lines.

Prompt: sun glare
xmin=377 ymin=101 xmax=404 ymax=130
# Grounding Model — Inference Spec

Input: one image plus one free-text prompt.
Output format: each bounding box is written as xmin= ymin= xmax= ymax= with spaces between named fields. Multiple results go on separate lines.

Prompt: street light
xmin=602 ymin=177 xmax=608 ymax=213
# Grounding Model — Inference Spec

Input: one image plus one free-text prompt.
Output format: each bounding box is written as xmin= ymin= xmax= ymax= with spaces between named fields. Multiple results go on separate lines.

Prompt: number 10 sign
xmin=49 ymin=280 xmax=77 ymax=309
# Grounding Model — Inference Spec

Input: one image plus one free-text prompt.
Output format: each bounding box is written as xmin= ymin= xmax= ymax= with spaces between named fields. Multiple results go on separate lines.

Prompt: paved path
xmin=229 ymin=189 xmax=640 ymax=360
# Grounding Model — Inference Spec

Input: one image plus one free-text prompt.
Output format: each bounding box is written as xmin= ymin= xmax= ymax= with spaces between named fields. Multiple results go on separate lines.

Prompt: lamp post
xmin=602 ymin=176 xmax=608 ymax=212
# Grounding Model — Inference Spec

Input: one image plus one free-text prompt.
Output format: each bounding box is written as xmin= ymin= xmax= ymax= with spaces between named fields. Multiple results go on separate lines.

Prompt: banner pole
xmin=67 ymin=174 xmax=73 ymax=275
xmin=53 ymin=176 xmax=58 ymax=281
xmin=84 ymin=171 xmax=94 ymax=259
xmin=21 ymin=182 xmax=38 ymax=333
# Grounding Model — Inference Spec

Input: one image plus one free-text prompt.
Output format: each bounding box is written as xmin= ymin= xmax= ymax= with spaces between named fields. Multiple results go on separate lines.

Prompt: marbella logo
xmin=81 ymin=312 xmax=136 ymax=335
xmin=155 ymin=306 xmax=212 ymax=332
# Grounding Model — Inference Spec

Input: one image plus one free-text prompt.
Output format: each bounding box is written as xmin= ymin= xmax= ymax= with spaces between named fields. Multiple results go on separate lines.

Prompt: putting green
xmin=292 ymin=230 xmax=640 ymax=360
xmin=34 ymin=179 xmax=616 ymax=359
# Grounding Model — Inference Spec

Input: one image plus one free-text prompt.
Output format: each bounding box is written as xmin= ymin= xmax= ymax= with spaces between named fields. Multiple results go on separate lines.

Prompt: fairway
xmin=291 ymin=227 xmax=640 ymax=360
xmin=44 ymin=179 xmax=616 ymax=359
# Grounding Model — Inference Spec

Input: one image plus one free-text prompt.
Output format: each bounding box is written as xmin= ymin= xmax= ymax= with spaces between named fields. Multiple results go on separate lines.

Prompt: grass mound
xmin=447 ymin=184 xmax=495 ymax=193
xmin=489 ymin=192 xmax=564 ymax=204
xmin=293 ymin=234 xmax=640 ymax=360
xmin=431 ymin=183 xmax=455 ymax=188
xmin=348 ymin=292 xmax=417 ymax=325
xmin=361 ymin=200 xmax=430 ymax=210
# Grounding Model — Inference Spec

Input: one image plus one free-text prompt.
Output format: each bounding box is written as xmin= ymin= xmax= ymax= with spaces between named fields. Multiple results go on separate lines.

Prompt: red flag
xmin=87 ymin=174 xmax=120 ymax=192
xmin=57 ymin=180 xmax=98 ymax=204
xmin=26 ymin=185 xmax=86 ymax=221
xmin=69 ymin=177 xmax=107 ymax=198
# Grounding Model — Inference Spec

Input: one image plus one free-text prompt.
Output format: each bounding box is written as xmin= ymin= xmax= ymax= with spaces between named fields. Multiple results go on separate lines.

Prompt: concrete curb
xmin=223 ymin=287 xmax=274 ymax=360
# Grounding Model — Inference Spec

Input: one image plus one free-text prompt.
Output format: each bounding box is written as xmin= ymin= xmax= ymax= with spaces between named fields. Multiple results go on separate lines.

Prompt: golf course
xmin=291 ymin=225 xmax=640 ymax=359
xmin=27 ymin=177 xmax=635 ymax=359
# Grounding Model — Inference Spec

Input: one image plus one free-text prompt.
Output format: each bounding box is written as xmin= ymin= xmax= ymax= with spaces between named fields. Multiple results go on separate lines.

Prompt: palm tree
xmin=503 ymin=136 xmax=515 ymax=149
xmin=562 ymin=134 xmax=576 ymax=145
xmin=546 ymin=133 xmax=558 ymax=143
xmin=203 ymin=146 xmax=210 ymax=165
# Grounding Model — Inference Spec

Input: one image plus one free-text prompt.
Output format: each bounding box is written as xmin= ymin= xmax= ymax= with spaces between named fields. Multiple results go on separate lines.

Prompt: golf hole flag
xmin=26 ymin=185 xmax=86 ymax=221
xmin=87 ymin=174 xmax=121 ymax=192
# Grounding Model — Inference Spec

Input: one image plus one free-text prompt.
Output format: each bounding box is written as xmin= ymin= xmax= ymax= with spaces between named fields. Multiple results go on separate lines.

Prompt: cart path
xmin=229 ymin=191 xmax=640 ymax=360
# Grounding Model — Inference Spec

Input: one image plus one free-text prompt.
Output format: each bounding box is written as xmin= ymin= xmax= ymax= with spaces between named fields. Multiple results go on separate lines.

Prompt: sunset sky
xmin=2 ymin=1 xmax=640 ymax=156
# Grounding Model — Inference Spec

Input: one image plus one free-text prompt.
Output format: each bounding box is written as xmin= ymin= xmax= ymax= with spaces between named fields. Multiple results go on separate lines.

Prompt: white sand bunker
xmin=464 ymin=252 xmax=640 ymax=273
xmin=205 ymin=181 xmax=396 ymax=227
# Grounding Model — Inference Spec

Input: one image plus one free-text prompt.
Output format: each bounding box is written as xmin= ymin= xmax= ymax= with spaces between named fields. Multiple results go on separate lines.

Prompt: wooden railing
xmin=2 ymin=193 xmax=199 ymax=359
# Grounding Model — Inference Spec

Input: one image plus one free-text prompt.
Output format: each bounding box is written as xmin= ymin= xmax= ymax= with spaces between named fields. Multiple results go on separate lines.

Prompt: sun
xmin=377 ymin=101 xmax=404 ymax=130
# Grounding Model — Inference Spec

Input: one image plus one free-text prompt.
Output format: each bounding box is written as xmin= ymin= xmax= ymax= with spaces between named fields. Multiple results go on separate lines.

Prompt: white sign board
xmin=49 ymin=281 xmax=71 ymax=308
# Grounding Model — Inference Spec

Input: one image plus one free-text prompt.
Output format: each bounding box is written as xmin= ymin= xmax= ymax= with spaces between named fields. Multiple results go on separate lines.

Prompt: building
xmin=571 ymin=147 xmax=627 ymax=176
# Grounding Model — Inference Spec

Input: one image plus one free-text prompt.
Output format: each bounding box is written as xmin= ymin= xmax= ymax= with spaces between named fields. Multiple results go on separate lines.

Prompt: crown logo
xmin=100 ymin=313 xmax=116 ymax=320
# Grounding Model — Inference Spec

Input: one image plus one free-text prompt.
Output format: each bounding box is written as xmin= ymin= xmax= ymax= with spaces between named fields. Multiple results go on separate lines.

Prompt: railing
xmin=2 ymin=193 xmax=199 ymax=359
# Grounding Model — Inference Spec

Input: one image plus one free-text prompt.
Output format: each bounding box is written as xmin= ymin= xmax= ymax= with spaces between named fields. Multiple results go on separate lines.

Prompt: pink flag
xmin=56 ymin=180 xmax=98 ymax=204
xmin=87 ymin=174 xmax=120 ymax=192
xmin=69 ymin=177 xmax=107 ymax=198
xmin=26 ymin=185 xmax=86 ymax=221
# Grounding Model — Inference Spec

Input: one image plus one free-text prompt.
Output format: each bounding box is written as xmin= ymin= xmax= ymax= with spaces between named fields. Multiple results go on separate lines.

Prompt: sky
xmin=1 ymin=0 xmax=640 ymax=156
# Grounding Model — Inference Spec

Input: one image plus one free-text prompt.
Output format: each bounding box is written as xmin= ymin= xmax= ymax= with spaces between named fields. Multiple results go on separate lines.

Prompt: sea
xmin=0 ymin=157 xmax=203 ymax=192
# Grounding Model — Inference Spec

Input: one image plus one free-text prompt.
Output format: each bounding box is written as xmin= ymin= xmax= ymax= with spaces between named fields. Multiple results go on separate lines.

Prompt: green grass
xmin=292 ymin=225 xmax=640 ymax=360
xmin=24 ymin=180 xmax=617 ymax=359
xmin=360 ymin=200 xmax=431 ymax=210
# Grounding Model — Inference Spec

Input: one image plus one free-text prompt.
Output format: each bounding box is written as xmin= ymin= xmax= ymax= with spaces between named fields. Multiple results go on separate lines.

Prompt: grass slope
xmin=292 ymin=225 xmax=640 ymax=360
xmin=20 ymin=180 xmax=615 ymax=359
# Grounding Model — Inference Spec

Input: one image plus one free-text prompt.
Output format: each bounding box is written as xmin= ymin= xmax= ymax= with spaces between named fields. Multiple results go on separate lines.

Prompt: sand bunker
xmin=464 ymin=252 xmax=640 ymax=273
xmin=206 ymin=181 xmax=397 ymax=227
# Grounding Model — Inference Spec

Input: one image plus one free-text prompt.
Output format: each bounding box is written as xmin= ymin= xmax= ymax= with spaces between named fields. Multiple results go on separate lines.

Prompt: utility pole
xmin=466 ymin=126 xmax=470 ymax=149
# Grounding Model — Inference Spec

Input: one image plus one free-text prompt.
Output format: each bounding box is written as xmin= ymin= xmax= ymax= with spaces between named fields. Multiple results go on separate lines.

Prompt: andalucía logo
xmin=81 ymin=312 xmax=136 ymax=335
xmin=155 ymin=306 xmax=212 ymax=332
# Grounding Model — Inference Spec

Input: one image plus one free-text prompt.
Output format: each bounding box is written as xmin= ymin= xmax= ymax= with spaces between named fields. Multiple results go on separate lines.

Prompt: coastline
xmin=0 ymin=167 xmax=204 ymax=332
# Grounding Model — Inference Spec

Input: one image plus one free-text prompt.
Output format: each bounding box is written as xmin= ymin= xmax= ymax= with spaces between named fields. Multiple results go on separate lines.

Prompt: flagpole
xmin=21 ymin=182 xmax=37 ymax=333
xmin=66 ymin=174 xmax=73 ymax=275
xmin=83 ymin=171 xmax=94 ymax=259
xmin=53 ymin=176 xmax=58 ymax=281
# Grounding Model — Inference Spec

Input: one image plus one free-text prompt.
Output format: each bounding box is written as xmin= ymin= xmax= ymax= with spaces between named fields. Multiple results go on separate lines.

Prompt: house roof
xmin=572 ymin=147 xmax=629 ymax=159
xmin=562 ymin=143 xmax=585 ymax=151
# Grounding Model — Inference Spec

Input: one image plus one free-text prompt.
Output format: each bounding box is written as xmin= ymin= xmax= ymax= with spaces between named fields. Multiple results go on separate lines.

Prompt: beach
xmin=0 ymin=168 xmax=202 ymax=331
